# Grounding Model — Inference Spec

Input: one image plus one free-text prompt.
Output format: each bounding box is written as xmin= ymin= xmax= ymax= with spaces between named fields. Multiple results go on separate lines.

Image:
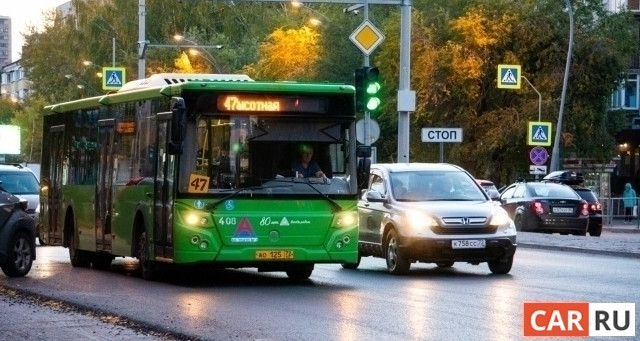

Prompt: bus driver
xmin=292 ymin=144 xmax=327 ymax=180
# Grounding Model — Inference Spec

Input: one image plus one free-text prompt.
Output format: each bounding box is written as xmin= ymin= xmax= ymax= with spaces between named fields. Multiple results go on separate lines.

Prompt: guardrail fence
xmin=601 ymin=197 xmax=640 ymax=228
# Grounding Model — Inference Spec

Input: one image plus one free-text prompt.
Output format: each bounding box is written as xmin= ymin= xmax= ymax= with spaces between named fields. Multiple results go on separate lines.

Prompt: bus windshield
xmin=188 ymin=115 xmax=351 ymax=195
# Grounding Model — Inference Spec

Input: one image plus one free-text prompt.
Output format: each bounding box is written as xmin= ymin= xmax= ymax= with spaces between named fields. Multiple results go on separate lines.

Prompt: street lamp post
xmin=291 ymin=1 xmax=328 ymax=26
xmin=64 ymin=74 xmax=101 ymax=96
xmin=187 ymin=49 xmax=220 ymax=71
xmin=82 ymin=61 xmax=104 ymax=78
xmin=550 ymin=0 xmax=574 ymax=172
xmin=173 ymin=35 xmax=224 ymax=72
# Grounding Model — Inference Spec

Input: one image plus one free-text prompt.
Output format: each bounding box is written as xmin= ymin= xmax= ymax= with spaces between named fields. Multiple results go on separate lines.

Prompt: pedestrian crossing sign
xmin=102 ymin=67 xmax=126 ymax=90
xmin=527 ymin=121 xmax=552 ymax=146
xmin=497 ymin=64 xmax=521 ymax=89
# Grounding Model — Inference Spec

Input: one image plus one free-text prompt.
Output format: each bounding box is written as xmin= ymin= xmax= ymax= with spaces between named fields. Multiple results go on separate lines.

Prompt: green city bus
xmin=39 ymin=73 xmax=370 ymax=280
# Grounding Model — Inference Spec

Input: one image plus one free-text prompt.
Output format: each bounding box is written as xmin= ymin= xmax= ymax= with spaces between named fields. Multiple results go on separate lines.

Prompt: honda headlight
xmin=405 ymin=211 xmax=435 ymax=231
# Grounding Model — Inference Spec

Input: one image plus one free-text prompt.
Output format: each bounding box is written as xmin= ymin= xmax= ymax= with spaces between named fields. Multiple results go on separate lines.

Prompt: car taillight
xmin=530 ymin=201 xmax=545 ymax=215
xmin=590 ymin=203 xmax=601 ymax=212
xmin=580 ymin=202 xmax=589 ymax=216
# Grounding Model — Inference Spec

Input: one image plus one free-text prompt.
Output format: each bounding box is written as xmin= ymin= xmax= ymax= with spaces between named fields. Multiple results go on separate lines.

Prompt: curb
xmin=604 ymin=227 xmax=640 ymax=233
xmin=517 ymin=242 xmax=640 ymax=259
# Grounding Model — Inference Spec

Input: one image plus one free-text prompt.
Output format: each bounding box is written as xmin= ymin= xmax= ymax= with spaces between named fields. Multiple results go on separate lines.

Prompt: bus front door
xmin=96 ymin=119 xmax=115 ymax=252
xmin=45 ymin=125 xmax=65 ymax=246
xmin=152 ymin=118 xmax=175 ymax=259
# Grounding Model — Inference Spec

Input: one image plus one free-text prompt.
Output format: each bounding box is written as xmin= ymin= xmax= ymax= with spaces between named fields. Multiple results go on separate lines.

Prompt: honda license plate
xmin=452 ymin=240 xmax=486 ymax=249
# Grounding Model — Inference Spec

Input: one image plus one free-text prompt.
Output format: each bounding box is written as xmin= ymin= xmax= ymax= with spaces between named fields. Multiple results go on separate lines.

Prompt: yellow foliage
xmin=247 ymin=26 xmax=321 ymax=81
xmin=447 ymin=9 xmax=517 ymax=100
xmin=174 ymin=52 xmax=195 ymax=73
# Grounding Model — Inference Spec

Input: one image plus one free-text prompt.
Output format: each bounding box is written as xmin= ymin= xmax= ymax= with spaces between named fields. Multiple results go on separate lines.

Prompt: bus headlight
xmin=332 ymin=211 xmax=357 ymax=228
xmin=184 ymin=212 xmax=208 ymax=227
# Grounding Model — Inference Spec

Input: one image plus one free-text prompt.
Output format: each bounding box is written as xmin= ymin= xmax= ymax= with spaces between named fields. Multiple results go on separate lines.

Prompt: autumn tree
xmin=243 ymin=26 xmax=321 ymax=81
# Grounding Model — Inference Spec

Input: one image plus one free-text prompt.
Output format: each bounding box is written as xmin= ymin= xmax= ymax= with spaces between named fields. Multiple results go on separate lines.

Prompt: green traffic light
xmin=366 ymin=97 xmax=381 ymax=111
xmin=366 ymin=82 xmax=380 ymax=95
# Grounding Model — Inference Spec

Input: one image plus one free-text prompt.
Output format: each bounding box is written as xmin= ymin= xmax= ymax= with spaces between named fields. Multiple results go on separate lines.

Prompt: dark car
xmin=499 ymin=180 xmax=589 ymax=235
xmin=349 ymin=163 xmax=517 ymax=275
xmin=0 ymin=164 xmax=41 ymax=242
xmin=542 ymin=171 xmax=603 ymax=237
xmin=0 ymin=186 xmax=37 ymax=277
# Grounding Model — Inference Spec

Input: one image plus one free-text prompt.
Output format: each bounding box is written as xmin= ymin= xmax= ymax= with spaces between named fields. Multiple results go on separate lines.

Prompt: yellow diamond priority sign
xmin=350 ymin=20 xmax=385 ymax=56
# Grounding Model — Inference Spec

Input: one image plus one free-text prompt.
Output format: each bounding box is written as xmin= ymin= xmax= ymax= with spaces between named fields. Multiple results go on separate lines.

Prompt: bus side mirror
xmin=169 ymin=97 xmax=186 ymax=155
xmin=356 ymin=145 xmax=372 ymax=158
xmin=357 ymin=158 xmax=371 ymax=190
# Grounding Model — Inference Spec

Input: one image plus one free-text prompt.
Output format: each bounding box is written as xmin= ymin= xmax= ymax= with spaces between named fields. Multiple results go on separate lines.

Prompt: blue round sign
xmin=529 ymin=147 xmax=549 ymax=166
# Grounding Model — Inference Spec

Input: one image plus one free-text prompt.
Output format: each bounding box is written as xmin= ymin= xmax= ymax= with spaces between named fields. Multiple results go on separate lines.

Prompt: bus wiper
xmin=206 ymin=185 xmax=292 ymax=210
xmin=269 ymin=178 xmax=343 ymax=213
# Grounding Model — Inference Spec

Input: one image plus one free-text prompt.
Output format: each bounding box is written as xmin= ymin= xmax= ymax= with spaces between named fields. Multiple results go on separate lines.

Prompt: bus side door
xmin=153 ymin=114 xmax=175 ymax=259
xmin=96 ymin=119 xmax=115 ymax=251
xmin=44 ymin=124 xmax=65 ymax=246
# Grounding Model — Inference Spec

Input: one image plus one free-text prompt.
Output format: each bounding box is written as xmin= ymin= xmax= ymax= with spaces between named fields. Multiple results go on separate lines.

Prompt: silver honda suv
xmin=345 ymin=163 xmax=517 ymax=275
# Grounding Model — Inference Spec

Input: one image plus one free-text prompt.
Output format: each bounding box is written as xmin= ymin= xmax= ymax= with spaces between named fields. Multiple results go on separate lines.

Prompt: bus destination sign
xmin=217 ymin=94 xmax=328 ymax=114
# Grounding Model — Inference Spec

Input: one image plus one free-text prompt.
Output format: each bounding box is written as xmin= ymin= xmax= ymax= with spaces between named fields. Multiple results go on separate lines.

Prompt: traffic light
xmin=363 ymin=66 xmax=381 ymax=112
xmin=354 ymin=68 xmax=365 ymax=112
xmin=354 ymin=66 xmax=381 ymax=113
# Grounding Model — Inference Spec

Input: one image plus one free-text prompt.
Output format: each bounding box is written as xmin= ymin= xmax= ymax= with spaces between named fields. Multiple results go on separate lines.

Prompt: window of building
xmin=611 ymin=74 xmax=639 ymax=110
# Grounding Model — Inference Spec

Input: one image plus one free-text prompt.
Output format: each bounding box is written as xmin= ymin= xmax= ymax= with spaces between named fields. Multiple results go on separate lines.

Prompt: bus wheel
xmin=286 ymin=264 xmax=314 ymax=280
xmin=69 ymin=231 xmax=90 ymax=267
xmin=341 ymin=254 xmax=361 ymax=270
xmin=137 ymin=232 xmax=156 ymax=281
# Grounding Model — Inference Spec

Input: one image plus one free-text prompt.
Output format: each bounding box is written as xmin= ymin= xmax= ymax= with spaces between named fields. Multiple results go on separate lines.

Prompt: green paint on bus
xmin=39 ymin=73 xmax=367 ymax=280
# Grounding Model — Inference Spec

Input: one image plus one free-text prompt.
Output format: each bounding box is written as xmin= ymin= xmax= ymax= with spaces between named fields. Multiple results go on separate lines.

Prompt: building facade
xmin=0 ymin=16 xmax=11 ymax=67
xmin=0 ymin=60 xmax=29 ymax=103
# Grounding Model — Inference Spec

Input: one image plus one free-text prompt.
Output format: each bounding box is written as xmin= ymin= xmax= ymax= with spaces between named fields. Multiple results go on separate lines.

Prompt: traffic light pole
xmin=363 ymin=2 xmax=371 ymax=149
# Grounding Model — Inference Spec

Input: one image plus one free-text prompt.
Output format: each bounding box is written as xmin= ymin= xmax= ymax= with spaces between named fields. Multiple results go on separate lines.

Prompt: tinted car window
xmin=0 ymin=172 xmax=39 ymax=195
xmin=528 ymin=182 xmax=580 ymax=198
xmin=513 ymin=184 xmax=527 ymax=198
xmin=370 ymin=171 xmax=385 ymax=195
xmin=500 ymin=186 xmax=516 ymax=199
xmin=573 ymin=188 xmax=598 ymax=202
xmin=389 ymin=170 xmax=486 ymax=201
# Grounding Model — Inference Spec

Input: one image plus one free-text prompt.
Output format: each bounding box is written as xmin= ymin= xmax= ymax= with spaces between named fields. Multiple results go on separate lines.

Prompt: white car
xmin=346 ymin=163 xmax=516 ymax=275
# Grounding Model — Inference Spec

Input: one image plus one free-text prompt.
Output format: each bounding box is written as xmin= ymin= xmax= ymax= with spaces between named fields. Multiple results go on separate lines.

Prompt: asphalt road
xmin=1 ymin=225 xmax=638 ymax=341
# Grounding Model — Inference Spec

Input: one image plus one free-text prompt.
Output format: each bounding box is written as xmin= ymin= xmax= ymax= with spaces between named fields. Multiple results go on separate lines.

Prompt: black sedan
xmin=499 ymin=180 xmax=589 ymax=235
xmin=542 ymin=170 xmax=602 ymax=237
xmin=0 ymin=185 xmax=36 ymax=277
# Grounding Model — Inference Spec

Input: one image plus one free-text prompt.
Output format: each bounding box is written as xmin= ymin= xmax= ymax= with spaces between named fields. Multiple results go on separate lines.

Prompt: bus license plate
xmin=255 ymin=250 xmax=294 ymax=260
xmin=452 ymin=240 xmax=486 ymax=249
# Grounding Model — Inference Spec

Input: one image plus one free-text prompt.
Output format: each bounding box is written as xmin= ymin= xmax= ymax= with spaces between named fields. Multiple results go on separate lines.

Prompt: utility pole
xmin=550 ymin=0 xmax=574 ymax=172
xmin=138 ymin=0 xmax=146 ymax=80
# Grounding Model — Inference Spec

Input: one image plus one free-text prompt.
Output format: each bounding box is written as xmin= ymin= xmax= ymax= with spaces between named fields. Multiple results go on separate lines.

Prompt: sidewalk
xmin=516 ymin=221 xmax=640 ymax=258
xmin=604 ymin=219 xmax=640 ymax=233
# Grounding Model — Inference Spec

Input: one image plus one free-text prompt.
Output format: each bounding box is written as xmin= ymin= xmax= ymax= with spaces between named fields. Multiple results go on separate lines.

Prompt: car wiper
xmin=206 ymin=184 xmax=292 ymax=210
xmin=268 ymin=178 xmax=343 ymax=212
